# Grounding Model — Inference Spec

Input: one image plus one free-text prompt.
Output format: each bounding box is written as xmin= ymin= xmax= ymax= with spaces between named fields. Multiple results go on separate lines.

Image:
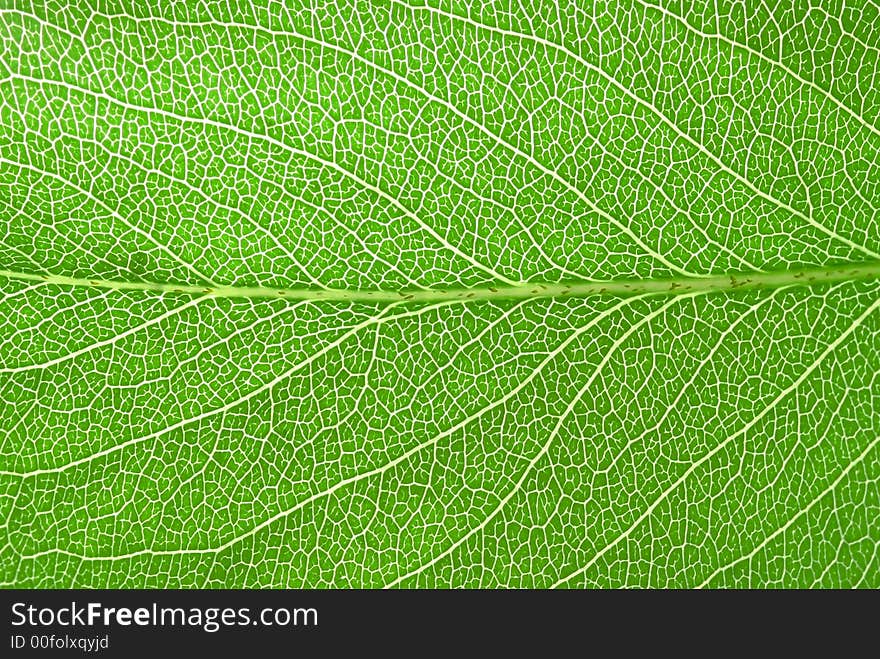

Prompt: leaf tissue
xmin=0 ymin=0 xmax=878 ymax=588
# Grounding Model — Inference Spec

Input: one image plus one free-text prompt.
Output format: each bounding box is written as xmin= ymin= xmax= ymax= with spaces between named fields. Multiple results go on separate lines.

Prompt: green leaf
xmin=1 ymin=0 xmax=878 ymax=588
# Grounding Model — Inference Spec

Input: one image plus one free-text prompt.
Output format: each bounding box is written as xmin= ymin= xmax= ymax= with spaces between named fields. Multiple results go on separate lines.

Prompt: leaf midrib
xmin=2 ymin=261 xmax=879 ymax=304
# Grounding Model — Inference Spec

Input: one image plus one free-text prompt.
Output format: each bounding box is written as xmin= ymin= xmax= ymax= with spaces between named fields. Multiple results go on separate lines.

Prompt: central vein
xmin=1 ymin=262 xmax=879 ymax=303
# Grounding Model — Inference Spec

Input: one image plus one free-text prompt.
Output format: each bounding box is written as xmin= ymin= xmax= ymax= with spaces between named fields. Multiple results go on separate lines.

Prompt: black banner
xmin=1 ymin=589 xmax=875 ymax=654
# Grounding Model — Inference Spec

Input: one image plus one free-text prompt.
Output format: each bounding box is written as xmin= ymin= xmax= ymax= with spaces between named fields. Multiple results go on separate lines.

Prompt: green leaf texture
xmin=1 ymin=0 xmax=879 ymax=588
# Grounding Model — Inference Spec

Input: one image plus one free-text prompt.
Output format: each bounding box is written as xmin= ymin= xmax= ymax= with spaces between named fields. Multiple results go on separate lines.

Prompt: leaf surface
xmin=1 ymin=0 xmax=878 ymax=587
